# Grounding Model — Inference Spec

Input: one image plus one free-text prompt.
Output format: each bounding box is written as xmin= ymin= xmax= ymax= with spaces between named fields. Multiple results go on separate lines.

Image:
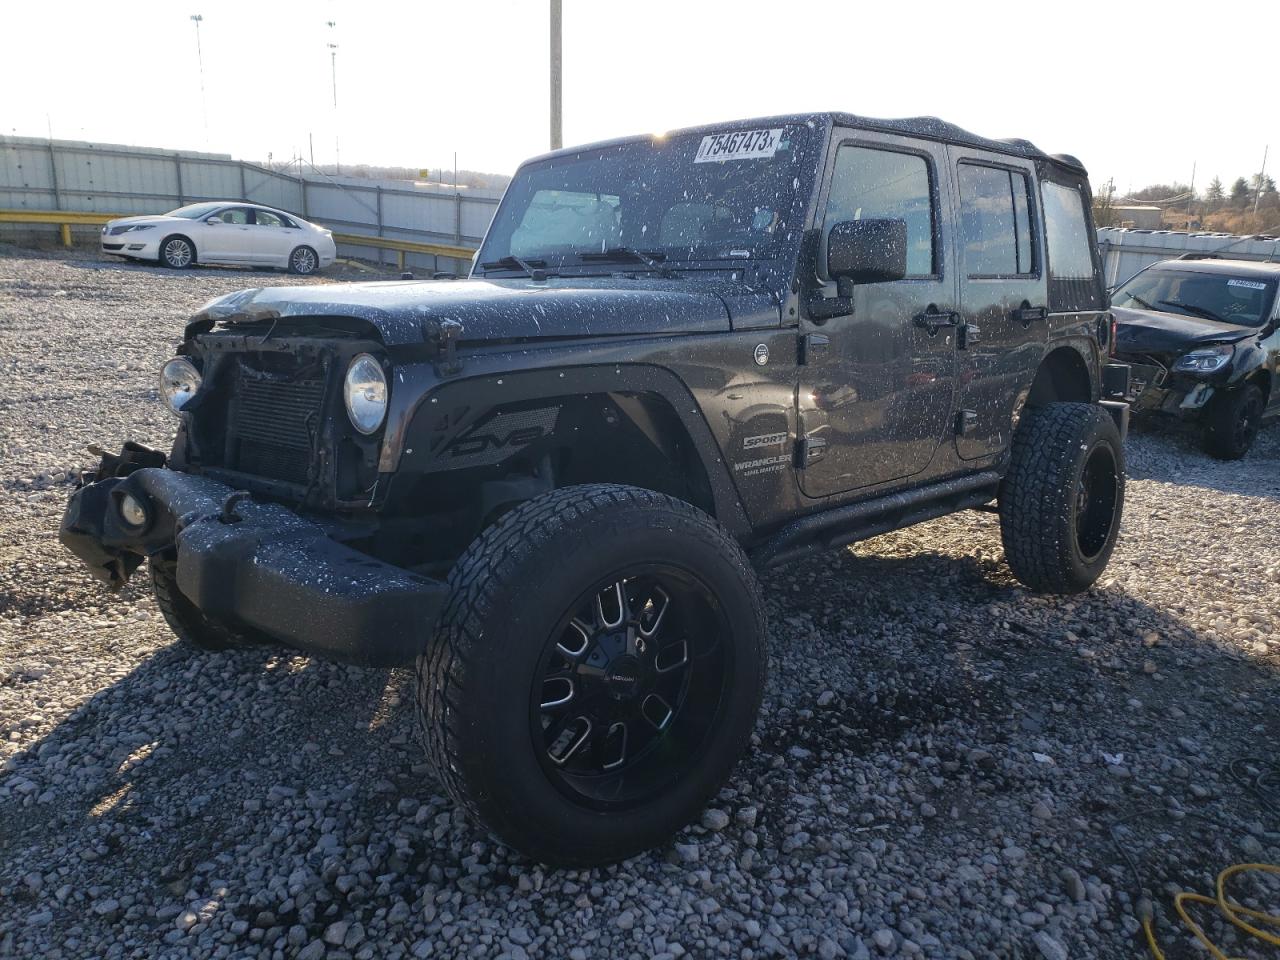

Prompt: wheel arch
xmin=393 ymin=364 xmax=751 ymax=538
xmin=1026 ymin=344 xmax=1096 ymax=408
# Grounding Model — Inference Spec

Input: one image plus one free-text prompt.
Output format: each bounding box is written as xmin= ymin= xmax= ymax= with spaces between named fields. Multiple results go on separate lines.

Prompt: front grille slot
xmin=228 ymin=367 xmax=326 ymax=485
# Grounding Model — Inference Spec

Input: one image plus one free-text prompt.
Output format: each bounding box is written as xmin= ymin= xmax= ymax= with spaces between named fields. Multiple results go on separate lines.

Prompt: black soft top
xmin=527 ymin=111 xmax=1086 ymax=176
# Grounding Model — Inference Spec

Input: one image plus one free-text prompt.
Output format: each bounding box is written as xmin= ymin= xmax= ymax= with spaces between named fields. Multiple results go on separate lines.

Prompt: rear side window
xmin=1042 ymin=181 xmax=1095 ymax=280
xmin=254 ymin=210 xmax=285 ymax=228
xmin=824 ymin=145 xmax=935 ymax=277
xmin=957 ymin=163 xmax=1035 ymax=276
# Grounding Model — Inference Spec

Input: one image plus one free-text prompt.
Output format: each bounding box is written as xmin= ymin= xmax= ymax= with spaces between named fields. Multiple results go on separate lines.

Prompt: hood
xmin=189 ymin=277 xmax=759 ymax=345
xmin=1113 ymin=305 xmax=1255 ymax=357
xmin=108 ymin=215 xmax=188 ymax=227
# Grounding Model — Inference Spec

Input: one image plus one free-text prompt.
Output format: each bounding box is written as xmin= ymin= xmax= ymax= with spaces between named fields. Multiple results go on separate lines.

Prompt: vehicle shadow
xmin=1 ymin=532 xmax=1277 ymax=957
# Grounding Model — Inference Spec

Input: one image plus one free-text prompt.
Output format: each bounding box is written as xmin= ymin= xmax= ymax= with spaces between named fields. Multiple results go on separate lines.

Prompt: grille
xmin=229 ymin=371 xmax=326 ymax=485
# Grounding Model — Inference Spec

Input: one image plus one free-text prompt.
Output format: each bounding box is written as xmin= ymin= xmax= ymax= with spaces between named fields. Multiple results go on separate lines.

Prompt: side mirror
xmin=827 ymin=219 xmax=908 ymax=286
xmin=205 ymin=217 xmax=221 ymax=225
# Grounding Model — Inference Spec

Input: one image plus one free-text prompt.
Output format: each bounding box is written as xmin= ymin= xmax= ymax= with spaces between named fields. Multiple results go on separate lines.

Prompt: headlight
xmin=344 ymin=353 xmax=388 ymax=434
xmin=127 ymin=224 xmax=155 ymax=232
xmin=159 ymin=357 xmax=202 ymax=413
xmin=1172 ymin=344 xmax=1233 ymax=374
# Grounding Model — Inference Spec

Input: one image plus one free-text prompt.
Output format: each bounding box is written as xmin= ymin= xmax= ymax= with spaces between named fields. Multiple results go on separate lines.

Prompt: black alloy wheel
xmin=532 ymin=569 xmax=730 ymax=810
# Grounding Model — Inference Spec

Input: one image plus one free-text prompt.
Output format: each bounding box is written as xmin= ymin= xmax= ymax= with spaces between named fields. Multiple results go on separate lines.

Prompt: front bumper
xmin=100 ymin=234 xmax=159 ymax=258
xmin=1118 ymin=359 xmax=1216 ymax=417
xmin=60 ymin=446 xmax=447 ymax=666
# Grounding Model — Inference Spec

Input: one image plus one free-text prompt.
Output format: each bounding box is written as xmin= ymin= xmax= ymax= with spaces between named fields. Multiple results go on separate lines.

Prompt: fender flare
xmin=394 ymin=362 xmax=753 ymax=537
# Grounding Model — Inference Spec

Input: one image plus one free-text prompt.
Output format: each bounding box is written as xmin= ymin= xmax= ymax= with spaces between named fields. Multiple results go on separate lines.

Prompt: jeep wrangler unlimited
xmin=61 ymin=113 xmax=1130 ymax=867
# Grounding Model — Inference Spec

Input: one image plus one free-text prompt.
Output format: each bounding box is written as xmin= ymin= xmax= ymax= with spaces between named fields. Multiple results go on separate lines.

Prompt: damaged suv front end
xmin=59 ymin=290 xmax=456 ymax=665
xmin=1111 ymin=258 xmax=1280 ymax=457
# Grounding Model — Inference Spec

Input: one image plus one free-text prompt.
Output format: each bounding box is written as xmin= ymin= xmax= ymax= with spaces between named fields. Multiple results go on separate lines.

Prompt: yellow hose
xmin=1142 ymin=863 xmax=1280 ymax=960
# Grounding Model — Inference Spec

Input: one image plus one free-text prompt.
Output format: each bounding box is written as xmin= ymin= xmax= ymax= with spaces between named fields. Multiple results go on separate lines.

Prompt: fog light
xmin=119 ymin=492 xmax=149 ymax=529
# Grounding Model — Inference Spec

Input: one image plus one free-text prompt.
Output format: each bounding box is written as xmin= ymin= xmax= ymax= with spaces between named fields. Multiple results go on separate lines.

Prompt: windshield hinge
xmin=430 ymin=319 xmax=464 ymax=375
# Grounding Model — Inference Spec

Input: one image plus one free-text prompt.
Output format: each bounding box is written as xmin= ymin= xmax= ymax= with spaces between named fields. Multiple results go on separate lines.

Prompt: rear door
xmin=249 ymin=208 xmax=296 ymax=265
xmin=949 ymin=149 xmax=1047 ymax=460
xmin=797 ymin=132 xmax=958 ymax=498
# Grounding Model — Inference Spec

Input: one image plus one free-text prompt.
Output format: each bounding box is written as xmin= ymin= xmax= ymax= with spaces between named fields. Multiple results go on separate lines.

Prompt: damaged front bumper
xmin=1121 ymin=360 xmax=1217 ymax=417
xmin=60 ymin=443 xmax=447 ymax=666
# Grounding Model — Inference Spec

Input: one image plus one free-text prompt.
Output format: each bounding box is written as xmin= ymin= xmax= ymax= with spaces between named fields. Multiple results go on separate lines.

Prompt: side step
xmin=751 ymin=471 xmax=1000 ymax=569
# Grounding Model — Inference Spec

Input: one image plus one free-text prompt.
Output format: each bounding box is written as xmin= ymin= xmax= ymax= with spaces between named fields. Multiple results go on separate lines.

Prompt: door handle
xmin=913 ymin=307 xmax=960 ymax=334
xmin=1013 ymin=304 xmax=1048 ymax=325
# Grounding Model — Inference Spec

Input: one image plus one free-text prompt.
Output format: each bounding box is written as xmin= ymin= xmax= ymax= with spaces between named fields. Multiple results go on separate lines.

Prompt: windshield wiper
xmin=1158 ymin=300 xmax=1228 ymax=324
xmin=1124 ymin=293 xmax=1157 ymax=311
xmin=480 ymin=255 xmax=548 ymax=279
xmin=578 ymin=247 xmax=679 ymax=277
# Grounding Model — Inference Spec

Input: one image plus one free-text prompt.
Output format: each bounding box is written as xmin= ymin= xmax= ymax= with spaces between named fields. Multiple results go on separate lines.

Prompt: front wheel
xmin=416 ymin=484 xmax=766 ymax=867
xmin=1202 ymin=384 xmax=1263 ymax=460
xmin=159 ymin=235 xmax=195 ymax=269
xmin=999 ymin=402 xmax=1124 ymax=594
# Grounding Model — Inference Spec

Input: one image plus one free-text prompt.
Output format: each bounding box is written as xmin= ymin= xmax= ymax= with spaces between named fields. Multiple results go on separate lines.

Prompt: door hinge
xmin=958 ymin=323 xmax=980 ymax=350
xmin=797 ymin=435 xmax=827 ymax=467
xmin=955 ymin=409 xmax=978 ymax=436
xmin=799 ymin=332 xmax=830 ymax=365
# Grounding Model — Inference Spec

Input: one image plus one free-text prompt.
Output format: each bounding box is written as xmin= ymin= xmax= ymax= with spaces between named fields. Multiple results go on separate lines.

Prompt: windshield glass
xmin=1114 ymin=268 xmax=1277 ymax=327
xmin=476 ymin=123 xmax=818 ymax=272
xmin=166 ymin=202 xmax=224 ymax=219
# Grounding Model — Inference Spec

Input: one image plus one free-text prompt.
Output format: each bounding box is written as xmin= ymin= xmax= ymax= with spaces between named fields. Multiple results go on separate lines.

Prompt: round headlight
xmin=344 ymin=353 xmax=388 ymax=435
xmin=160 ymin=357 xmax=202 ymax=413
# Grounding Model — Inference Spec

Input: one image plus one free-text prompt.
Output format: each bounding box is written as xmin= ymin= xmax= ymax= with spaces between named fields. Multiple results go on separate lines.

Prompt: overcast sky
xmin=3 ymin=0 xmax=1274 ymax=194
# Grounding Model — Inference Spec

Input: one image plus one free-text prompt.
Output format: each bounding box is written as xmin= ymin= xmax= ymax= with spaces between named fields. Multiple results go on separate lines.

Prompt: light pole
xmin=550 ymin=0 xmax=562 ymax=150
xmin=190 ymin=14 xmax=209 ymax=145
xmin=326 ymin=20 xmax=340 ymax=175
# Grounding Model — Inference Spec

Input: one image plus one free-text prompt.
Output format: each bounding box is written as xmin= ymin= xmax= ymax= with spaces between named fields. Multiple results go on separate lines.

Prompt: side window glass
xmin=217 ymin=208 xmax=249 ymax=225
xmin=254 ymin=210 xmax=285 ymax=228
xmin=824 ymin=145 xmax=934 ymax=277
xmin=1042 ymin=181 xmax=1095 ymax=280
xmin=958 ymin=163 xmax=1035 ymax=276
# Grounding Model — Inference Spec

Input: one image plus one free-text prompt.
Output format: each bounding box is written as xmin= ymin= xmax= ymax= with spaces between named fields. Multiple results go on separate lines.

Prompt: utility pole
xmin=1187 ymin=161 xmax=1196 ymax=231
xmin=549 ymin=0 xmax=562 ymax=150
xmin=327 ymin=20 xmax=340 ymax=175
xmin=1255 ymin=145 xmax=1269 ymax=216
xmin=190 ymin=14 xmax=209 ymax=146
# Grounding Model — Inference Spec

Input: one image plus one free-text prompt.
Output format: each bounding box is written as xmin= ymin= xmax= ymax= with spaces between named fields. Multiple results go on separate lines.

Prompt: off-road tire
xmin=1202 ymin=383 xmax=1263 ymax=461
xmin=416 ymin=484 xmax=767 ymax=867
xmin=159 ymin=235 xmax=195 ymax=269
xmin=150 ymin=562 xmax=267 ymax=651
xmin=999 ymin=402 xmax=1124 ymax=594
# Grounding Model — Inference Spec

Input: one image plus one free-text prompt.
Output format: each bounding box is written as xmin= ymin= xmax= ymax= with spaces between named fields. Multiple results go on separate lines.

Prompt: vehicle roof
xmin=525 ymin=111 xmax=1086 ymax=174
xmin=1150 ymin=258 xmax=1280 ymax=278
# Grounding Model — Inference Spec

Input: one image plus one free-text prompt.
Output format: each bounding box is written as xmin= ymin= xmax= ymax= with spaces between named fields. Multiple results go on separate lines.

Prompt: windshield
xmin=476 ymin=123 xmax=818 ymax=273
xmin=166 ymin=202 xmax=224 ymax=219
xmin=1114 ymin=268 xmax=1277 ymax=327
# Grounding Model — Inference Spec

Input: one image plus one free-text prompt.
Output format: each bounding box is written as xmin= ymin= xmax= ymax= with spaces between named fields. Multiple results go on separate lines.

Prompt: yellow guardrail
xmin=330 ymin=232 xmax=475 ymax=270
xmin=0 ymin=210 xmax=477 ymax=267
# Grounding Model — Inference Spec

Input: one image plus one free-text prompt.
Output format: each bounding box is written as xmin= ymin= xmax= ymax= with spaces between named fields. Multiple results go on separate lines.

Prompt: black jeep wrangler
xmin=61 ymin=113 xmax=1130 ymax=866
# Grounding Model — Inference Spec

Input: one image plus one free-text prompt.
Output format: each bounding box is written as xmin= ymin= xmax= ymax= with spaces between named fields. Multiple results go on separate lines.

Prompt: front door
xmin=201 ymin=206 xmax=254 ymax=261
xmin=949 ymin=149 xmax=1047 ymax=460
xmin=797 ymin=133 xmax=958 ymax=499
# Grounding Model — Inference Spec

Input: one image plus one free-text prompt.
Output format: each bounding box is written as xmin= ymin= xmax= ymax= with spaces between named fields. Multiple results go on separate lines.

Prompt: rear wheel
xmin=150 ymin=562 xmax=267 ymax=651
xmin=416 ymin=484 xmax=766 ymax=867
xmin=1202 ymin=384 xmax=1263 ymax=460
xmin=999 ymin=402 xmax=1124 ymax=594
xmin=159 ymin=235 xmax=195 ymax=269
xmin=288 ymin=245 xmax=319 ymax=275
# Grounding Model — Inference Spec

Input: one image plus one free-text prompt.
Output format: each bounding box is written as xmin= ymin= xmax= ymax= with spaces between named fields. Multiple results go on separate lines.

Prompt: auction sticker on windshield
xmin=1227 ymin=279 xmax=1267 ymax=290
xmin=694 ymin=129 xmax=784 ymax=163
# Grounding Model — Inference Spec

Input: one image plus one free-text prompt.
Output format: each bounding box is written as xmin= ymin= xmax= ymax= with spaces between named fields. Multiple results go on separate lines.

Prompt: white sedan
xmin=100 ymin=202 xmax=337 ymax=274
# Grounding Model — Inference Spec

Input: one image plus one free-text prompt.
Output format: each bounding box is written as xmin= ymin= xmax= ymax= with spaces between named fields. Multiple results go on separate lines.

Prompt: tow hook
xmin=220 ymin=490 xmax=253 ymax=524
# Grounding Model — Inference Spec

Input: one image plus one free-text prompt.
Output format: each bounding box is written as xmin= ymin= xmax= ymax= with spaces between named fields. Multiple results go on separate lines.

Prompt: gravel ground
xmin=2 ymin=246 xmax=1279 ymax=960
